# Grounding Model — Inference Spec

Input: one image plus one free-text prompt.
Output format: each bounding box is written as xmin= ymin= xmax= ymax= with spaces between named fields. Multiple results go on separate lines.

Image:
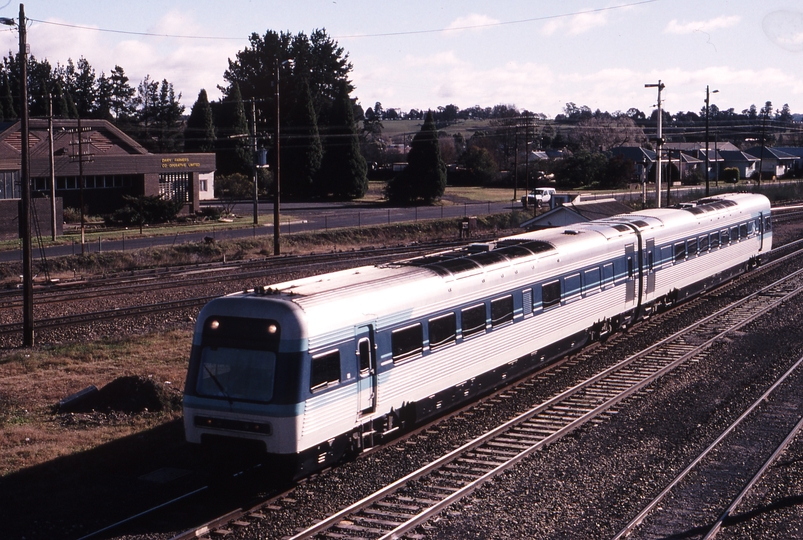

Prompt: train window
xmin=674 ymin=242 xmax=686 ymax=262
xmin=721 ymin=229 xmax=730 ymax=245
xmin=687 ymin=237 xmax=698 ymax=258
xmin=358 ymin=339 xmax=371 ymax=373
xmin=710 ymin=232 xmax=720 ymax=250
xmin=584 ymin=267 xmax=601 ymax=293
xmin=765 ymin=216 xmax=773 ymax=232
xmin=542 ymin=280 xmax=561 ymax=309
xmin=392 ymin=323 xmax=423 ymax=362
xmin=699 ymin=235 xmax=709 ymax=253
xmin=428 ymin=313 xmax=456 ymax=350
xmin=461 ymin=304 xmax=487 ymax=338
xmin=310 ymin=350 xmax=341 ymax=392
xmin=564 ymin=273 xmax=581 ymax=299
xmin=491 ymin=296 xmax=514 ymax=327
xmin=197 ymin=348 xmax=277 ymax=403
xmin=740 ymin=223 xmax=748 ymax=239
xmin=658 ymin=245 xmax=671 ymax=268
xmin=748 ymin=221 xmax=756 ymax=236
xmin=730 ymin=226 xmax=739 ymax=243
xmin=602 ymin=263 xmax=614 ymax=288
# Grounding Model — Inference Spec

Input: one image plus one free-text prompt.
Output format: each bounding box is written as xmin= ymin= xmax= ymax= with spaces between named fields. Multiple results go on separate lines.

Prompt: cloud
xmin=664 ymin=16 xmax=741 ymax=35
xmin=542 ymin=10 xmax=608 ymax=36
xmin=446 ymin=13 xmax=501 ymax=32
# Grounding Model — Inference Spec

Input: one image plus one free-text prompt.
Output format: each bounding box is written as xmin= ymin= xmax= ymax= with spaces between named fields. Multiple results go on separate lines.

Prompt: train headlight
xmin=209 ymin=319 xmax=220 ymax=330
xmin=267 ymin=324 xmax=278 ymax=334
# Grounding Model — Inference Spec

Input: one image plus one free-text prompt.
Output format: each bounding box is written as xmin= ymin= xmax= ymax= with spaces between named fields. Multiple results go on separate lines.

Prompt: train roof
xmin=226 ymin=192 xmax=769 ymax=340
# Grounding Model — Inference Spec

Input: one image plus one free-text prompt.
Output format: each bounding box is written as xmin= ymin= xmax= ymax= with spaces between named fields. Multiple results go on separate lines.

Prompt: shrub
xmin=722 ymin=167 xmax=740 ymax=183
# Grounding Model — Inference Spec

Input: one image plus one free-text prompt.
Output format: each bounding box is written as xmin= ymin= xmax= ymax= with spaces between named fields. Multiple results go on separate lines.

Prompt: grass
xmin=0 ymin=330 xmax=190 ymax=476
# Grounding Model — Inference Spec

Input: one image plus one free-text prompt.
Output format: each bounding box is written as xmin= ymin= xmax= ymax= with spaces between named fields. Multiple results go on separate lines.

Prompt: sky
xmin=0 ymin=0 xmax=801 ymax=119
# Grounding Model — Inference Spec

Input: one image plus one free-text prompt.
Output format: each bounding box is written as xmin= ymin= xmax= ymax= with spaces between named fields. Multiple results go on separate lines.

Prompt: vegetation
xmin=386 ymin=111 xmax=447 ymax=204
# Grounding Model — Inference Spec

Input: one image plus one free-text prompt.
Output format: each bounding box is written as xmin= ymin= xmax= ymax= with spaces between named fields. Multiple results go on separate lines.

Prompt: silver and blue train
xmin=183 ymin=192 xmax=772 ymax=475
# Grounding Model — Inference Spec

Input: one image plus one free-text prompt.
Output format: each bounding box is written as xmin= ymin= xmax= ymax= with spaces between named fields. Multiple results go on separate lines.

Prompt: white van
xmin=521 ymin=187 xmax=556 ymax=207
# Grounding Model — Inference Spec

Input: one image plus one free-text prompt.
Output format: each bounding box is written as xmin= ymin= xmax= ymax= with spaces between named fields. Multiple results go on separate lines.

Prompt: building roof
xmin=610 ymin=146 xmax=656 ymax=163
xmin=664 ymin=141 xmax=740 ymax=152
xmin=744 ymin=146 xmax=798 ymax=161
xmin=773 ymin=147 xmax=803 ymax=159
xmin=718 ymin=150 xmax=759 ymax=163
xmin=520 ymin=197 xmax=633 ymax=230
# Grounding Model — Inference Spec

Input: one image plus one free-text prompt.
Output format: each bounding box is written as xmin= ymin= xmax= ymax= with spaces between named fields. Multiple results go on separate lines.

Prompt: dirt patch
xmin=56 ymin=375 xmax=182 ymax=415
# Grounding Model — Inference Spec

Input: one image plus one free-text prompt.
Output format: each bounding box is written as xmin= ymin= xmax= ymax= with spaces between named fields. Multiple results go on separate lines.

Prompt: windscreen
xmin=196 ymin=347 xmax=277 ymax=402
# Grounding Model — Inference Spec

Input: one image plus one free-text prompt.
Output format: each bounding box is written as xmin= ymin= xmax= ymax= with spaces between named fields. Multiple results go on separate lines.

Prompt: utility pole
xmin=704 ymin=85 xmax=719 ymax=196
xmin=251 ymin=99 xmax=258 ymax=226
xmin=273 ymin=58 xmax=282 ymax=256
xmin=645 ymin=81 xmax=665 ymax=207
xmin=17 ymin=3 xmax=33 ymax=346
xmin=48 ymin=94 xmax=56 ymax=240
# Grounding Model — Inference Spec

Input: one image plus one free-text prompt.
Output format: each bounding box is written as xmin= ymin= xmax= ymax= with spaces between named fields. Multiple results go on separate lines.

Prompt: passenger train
xmin=183 ymin=192 xmax=772 ymax=476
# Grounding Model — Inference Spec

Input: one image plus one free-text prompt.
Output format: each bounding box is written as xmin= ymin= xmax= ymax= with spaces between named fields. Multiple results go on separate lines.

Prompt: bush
xmin=105 ymin=195 xmax=184 ymax=227
xmin=63 ymin=207 xmax=82 ymax=223
xmin=722 ymin=167 xmax=740 ymax=183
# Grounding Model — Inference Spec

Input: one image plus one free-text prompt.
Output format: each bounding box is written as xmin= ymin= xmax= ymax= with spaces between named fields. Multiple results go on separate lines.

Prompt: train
xmin=183 ymin=192 xmax=772 ymax=476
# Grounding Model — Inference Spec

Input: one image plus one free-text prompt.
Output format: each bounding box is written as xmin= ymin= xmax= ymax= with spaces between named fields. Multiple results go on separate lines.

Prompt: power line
xmin=26 ymin=17 xmax=245 ymax=41
xmin=24 ymin=1 xmax=659 ymax=42
xmin=334 ymin=0 xmax=660 ymax=38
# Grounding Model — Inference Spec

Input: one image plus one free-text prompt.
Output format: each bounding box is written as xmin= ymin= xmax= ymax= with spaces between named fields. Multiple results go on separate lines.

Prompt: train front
xmin=183 ymin=292 xmax=308 ymax=467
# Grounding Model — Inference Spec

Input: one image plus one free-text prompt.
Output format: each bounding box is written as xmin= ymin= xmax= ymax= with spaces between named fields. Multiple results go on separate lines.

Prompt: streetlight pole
xmin=704 ymin=85 xmax=719 ymax=196
xmin=2 ymin=4 xmax=34 ymax=345
xmin=645 ymin=81 xmax=665 ymax=207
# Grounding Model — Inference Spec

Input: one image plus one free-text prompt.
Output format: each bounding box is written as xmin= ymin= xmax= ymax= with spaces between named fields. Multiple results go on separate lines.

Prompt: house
xmin=0 ymin=119 xmax=216 ymax=238
xmin=715 ymin=150 xmax=759 ymax=181
xmin=745 ymin=146 xmax=798 ymax=178
xmin=520 ymin=196 xmax=632 ymax=230
xmin=770 ymin=147 xmax=803 ymax=177
xmin=608 ymin=146 xmax=655 ymax=184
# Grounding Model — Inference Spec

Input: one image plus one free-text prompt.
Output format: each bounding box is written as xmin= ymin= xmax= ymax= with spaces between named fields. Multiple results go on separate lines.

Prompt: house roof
xmin=610 ymin=146 xmax=655 ymax=163
xmin=773 ymin=147 xmax=803 ymax=159
xmin=718 ymin=150 xmax=759 ymax=163
xmin=664 ymin=141 xmax=740 ymax=152
xmin=520 ymin=197 xmax=633 ymax=230
xmin=744 ymin=146 xmax=798 ymax=161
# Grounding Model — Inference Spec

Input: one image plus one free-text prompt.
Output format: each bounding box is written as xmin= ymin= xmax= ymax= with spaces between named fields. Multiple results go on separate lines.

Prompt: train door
xmin=759 ymin=212 xmax=767 ymax=251
xmin=356 ymin=325 xmax=377 ymax=415
xmin=625 ymin=243 xmax=637 ymax=305
xmin=645 ymin=238 xmax=656 ymax=296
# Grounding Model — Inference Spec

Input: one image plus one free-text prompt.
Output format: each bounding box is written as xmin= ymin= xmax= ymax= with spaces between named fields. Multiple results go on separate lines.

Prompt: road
xmin=0 ymin=199 xmax=521 ymax=264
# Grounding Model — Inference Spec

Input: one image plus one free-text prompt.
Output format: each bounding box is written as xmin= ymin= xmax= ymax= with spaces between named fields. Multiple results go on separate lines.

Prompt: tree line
xmin=7 ymin=29 xmax=802 ymax=206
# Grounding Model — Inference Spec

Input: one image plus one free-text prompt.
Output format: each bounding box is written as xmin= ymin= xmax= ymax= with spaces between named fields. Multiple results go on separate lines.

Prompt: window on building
xmin=159 ymin=172 xmax=190 ymax=203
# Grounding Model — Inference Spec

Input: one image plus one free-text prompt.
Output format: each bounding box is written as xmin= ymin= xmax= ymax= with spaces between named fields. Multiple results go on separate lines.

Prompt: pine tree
xmin=386 ymin=111 xmax=446 ymax=204
xmin=318 ymin=80 xmax=367 ymax=199
xmin=51 ymin=82 xmax=71 ymax=118
xmin=283 ymin=77 xmax=322 ymax=196
xmin=1 ymin=72 xmax=16 ymax=120
xmin=185 ymin=89 xmax=216 ymax=153
xmin=214 ymin=82 xmax=252 ymax=175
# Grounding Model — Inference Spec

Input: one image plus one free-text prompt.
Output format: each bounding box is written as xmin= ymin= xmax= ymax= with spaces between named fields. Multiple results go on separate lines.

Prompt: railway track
xmin=0 ymin=238 xmax=485 ymax=310
xmin=614 ymin=355 xmax=803 ymax=539
xmin=276 ymin=259 xmax=803 ymax=539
